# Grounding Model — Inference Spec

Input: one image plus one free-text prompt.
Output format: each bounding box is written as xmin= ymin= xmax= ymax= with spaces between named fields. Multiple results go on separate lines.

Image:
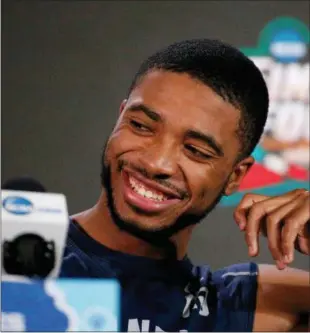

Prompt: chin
xmin=114 ymin=199 xmax=180 ymax=232
xmin=126 ymin=219 xmax=173 ymax=233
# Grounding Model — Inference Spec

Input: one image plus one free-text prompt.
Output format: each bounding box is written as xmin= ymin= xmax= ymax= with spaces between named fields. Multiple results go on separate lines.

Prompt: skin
xmin=234 ymin=190 xmax=310 ymax=331
xmin=73 ymin=70 xmax=310 ymax=331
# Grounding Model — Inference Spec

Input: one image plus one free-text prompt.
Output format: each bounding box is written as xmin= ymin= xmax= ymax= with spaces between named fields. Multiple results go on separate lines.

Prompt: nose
xmin=138 ymin=139 xmax=179 ymax=179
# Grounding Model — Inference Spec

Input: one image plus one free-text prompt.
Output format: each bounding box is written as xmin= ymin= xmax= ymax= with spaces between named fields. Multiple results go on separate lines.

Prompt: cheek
xmin=187 ymin=163 xmax=230 ymax=206
xmin=108 ymin=125 xmax=149 ymax=158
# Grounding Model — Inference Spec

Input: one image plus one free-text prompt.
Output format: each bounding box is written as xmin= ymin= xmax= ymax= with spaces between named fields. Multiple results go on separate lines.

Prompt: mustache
xmin=118 ymin=159 xmax=189 ymax=199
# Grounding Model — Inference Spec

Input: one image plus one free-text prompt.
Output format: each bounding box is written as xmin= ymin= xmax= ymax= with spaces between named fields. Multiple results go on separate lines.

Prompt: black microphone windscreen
xmin=2 ymin=176 xmax=47 ymax=192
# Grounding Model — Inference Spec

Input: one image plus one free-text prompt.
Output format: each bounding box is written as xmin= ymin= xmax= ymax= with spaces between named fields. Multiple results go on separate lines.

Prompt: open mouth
xmin=122 ymin=171 xmax=181 ymax=213
xmin=128 ymin=176 xmax=171 ymax=202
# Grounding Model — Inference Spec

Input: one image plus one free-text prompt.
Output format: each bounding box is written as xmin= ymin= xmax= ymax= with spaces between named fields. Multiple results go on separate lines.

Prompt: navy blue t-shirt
xmin=60 ymin=220 xmax=258 ymax=332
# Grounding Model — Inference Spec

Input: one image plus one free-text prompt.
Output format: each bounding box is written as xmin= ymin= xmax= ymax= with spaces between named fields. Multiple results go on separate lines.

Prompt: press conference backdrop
xmin=2 ymin=1 xmax=309 ymax=270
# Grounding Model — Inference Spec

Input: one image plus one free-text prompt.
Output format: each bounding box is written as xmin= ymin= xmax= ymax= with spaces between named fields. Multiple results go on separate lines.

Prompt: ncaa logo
xmin=269 ymin=28 xmax=307 ymax=62
xmin=2 ymin=196 xmax=34 ymax=215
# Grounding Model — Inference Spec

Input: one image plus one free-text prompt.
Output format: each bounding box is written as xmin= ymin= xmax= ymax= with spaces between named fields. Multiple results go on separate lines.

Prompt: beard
xmin=100 ymin=142 xmax=226 ymax=258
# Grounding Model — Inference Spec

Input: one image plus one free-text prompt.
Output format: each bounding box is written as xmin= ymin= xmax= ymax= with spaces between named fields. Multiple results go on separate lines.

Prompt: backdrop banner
xmin=221 ymin=16 xmax=310 ymax=207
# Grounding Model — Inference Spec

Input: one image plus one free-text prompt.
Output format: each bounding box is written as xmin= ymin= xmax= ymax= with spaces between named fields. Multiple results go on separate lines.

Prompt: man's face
xmin=102 ymin=70 xmax=252 ymax=234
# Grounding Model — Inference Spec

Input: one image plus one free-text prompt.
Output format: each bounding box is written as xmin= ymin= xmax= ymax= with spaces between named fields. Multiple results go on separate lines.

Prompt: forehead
xmin=127 ymin=71 xmax=241 ymax=147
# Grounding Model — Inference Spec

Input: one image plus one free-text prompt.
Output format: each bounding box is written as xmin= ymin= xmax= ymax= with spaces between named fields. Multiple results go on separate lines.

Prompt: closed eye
xmin=130 ymin=120 xmax=151 ymax=132
xmin=185 ymin=144 xmax=212 ymax=159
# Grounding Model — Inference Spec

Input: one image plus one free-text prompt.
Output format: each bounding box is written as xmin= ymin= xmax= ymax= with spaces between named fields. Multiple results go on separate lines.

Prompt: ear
xmin=224 ymin=156 xmax=254 ymax=196
xmin=119 ymin=99 xmax=127 ymax=114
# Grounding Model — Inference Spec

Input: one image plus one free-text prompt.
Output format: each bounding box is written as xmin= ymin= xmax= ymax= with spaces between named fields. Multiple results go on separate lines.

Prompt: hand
xmin=234 ymin=189 xmax=310 ymax=270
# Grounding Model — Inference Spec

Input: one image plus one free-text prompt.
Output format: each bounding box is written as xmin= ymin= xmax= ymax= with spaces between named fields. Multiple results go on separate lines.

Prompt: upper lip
xmin=124 ymin=169 xmax=183 ymax=199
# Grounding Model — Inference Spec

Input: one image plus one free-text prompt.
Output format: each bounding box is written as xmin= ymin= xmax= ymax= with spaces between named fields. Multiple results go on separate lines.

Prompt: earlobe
xmin=224 ymin=156 xmax=255 ymax=196
xmin=224 ymin=181 xmax=239 ymax=196
xmin=224 ymin=175 xmax=242 ymax=196
xmin=119 ymin=99 xmax=127 ymax=114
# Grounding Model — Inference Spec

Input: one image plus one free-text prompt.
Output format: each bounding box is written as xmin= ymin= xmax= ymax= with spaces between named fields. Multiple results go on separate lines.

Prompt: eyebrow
xmin=126 ymin=103 xmax=162 ymax=122
xmin=186 ymin=129 xmax=224 ymax=157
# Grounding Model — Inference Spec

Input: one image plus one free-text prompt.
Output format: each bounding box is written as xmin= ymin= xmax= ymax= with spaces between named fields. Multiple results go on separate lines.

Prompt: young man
xmin=60 ymin=39 xmax=310 ymax=332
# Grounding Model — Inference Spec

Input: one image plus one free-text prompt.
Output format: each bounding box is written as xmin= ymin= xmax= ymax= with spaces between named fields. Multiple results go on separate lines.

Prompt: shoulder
xmin=191 ymin=261 xmax=259 ymax=311
xmin=59 ymin=218 xmax=94 ymax=277
xmin=211 ymin=262 xmax=259 ymax=311
xmin=193 ymin=262 xmax=259 ymax=332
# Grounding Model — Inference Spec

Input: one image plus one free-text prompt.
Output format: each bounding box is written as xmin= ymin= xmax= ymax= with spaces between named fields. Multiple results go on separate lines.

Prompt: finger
xmin=269 ymin=222 xmax=286 ymax=270
xmin=234 ymin=189 xmax=303 ymax=231
xmin=244 ymin=198 xmax=272 ymax=256
xmin=244 ymin=195 xmax=294 ymax=256
xmin=242 ymin=190 xmax=307 ymax=254
xmin=265 ymin=194 xmax=307 ymax=265
xmin=265 ymin=216 xmax=283 ymax=265
xmin=281 ymin=196 xmax=310 ymax=264
xmin=234 ymin=194 xmax=268 ymax=231
xmin=296 ymin=235 xmax=310 ymax=255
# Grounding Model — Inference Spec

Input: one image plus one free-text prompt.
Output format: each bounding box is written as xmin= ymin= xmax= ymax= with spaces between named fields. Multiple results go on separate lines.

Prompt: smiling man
xmin=60 ymin=39 xmax=310 ymax=332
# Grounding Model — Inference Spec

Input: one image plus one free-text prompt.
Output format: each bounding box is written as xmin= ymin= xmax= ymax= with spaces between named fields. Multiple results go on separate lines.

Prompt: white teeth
xmin=138 ymin=188 xmax=146 ymax=196
xmin=129 ymin=177 xmax=135 ymax=186
xmin=128 ymin=176 xmax=168 ymax=201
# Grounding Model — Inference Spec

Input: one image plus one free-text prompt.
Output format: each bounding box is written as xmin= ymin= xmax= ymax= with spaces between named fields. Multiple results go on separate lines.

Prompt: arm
xmin=254 ymin=265 xmax=310 ymax=332
xmin=233 ymin=189 xmax=310 ymax=331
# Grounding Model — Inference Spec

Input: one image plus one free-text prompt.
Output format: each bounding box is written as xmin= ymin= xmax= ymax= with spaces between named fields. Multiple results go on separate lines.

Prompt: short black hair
xmin=128 ymin=39 xmax=269 ymax=159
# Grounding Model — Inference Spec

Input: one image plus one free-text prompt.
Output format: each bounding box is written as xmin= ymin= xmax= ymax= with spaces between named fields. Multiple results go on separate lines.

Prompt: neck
xmin=71 ymin=190 xmax=193 ymax=260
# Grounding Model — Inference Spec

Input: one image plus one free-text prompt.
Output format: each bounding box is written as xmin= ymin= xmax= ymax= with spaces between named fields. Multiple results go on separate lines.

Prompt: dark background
xmin=2 ymin=1 xmax=309 ymax=270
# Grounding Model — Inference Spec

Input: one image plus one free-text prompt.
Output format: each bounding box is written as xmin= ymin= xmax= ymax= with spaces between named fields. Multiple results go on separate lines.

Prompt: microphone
xmin=1 ymin=176 xmax=69 ymax=278
xmin=1 ymin=177 xmax=121 ymax=332
xmin=2 ymin=176 xmax=47 ymax=192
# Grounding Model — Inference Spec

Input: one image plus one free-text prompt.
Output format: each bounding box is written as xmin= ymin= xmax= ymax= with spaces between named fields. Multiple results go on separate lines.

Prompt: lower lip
xmin=122 ymin=171 xmax=181 ymax=213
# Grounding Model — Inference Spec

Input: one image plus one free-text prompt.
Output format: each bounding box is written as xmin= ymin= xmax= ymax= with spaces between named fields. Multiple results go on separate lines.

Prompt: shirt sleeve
xmin=211 ymin=262 xmax=259 ymax=332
